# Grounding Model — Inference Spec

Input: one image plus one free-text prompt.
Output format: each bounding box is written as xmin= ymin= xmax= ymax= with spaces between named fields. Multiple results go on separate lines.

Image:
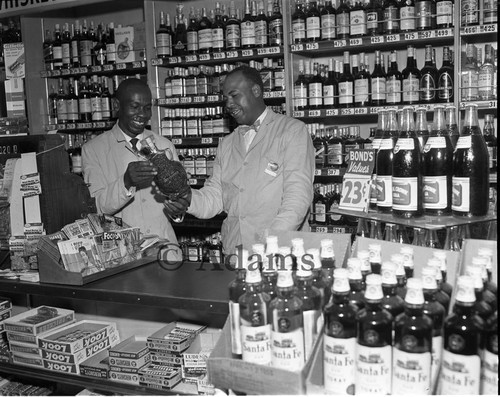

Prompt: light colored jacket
xmin=188 ymin=109 xmax=315 ymax=253
xmin=82 ymin=123 xmax=179 ymax=245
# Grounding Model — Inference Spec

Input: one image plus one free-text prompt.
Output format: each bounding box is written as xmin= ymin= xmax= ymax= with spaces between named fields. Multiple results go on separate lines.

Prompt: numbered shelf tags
xmin=339 ymin=149 xmax=375 ymax=212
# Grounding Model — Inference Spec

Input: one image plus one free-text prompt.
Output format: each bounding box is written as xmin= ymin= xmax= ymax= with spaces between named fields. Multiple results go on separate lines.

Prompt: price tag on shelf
xmin=371 ymin=36 xmax=384 ymax=44
xmin=132 ymin=61 xmax=144 ymax=69
xmin=419 ymin=30 xmax=435 ymax=39
xmin=349 ymin=38 xmax=362 ymax=46
xmin=151 ymin=58 xmax=161 ymax=66
xmin=169 ymin=57 xmax=179 ymax=64
xmin=103 ymin=64 xmax=113 ymax=71
xmin=306 ymin=42 xmax=319 ymax=50
xmin=213 ymin=52 xmax=226 ymax=59
xmin=185 ymin=55 xmax=198 ymax=62
xmin=340 ymin=108 xmax=354 ymax=115
xmin=207 ymin=95 xmax=220 ymax=102
xmin=180 ymin=97 xmax=192 ymax=104
xmin=463 ymin=26 xmax=479 ymax=35
xmin=334 ymin=40 xmax=347 ymax=47
xmin=66 ymin=123 xmax=76 ymax=130
xmin=292 ymin=110 xmax=305 ymax=118
xmin=327 ymin=168 xmax=340 ymax=176
xmin=201 ymin=137 xmax=213 ymax=144
xmin=339 ymin=149 xmax=375 ymax=212
xmin=227 ymin=51 xmax=238 ymax=58
xmin=481 ymin=24 xmax=497 ymax=33
xmin=242 ymin=49 xmax=253 ymax=57
xmin=435 ymin=29 xmax=452 ymax=37
xmin=386 ymin=34 xmax=400 ymax=42
xmin=193 ymin=96 xmax=206 ymax=103
xmin=488 ymin=101 xmax=497 ymax=108
xmin=40 ymin=71 xmax=49 ymax=78
xmin=325 ymin=109 xmax=338 ymax=116
xmin=404 ymin=32 xmax=418 ymax=41
xmin=354 ymin=107 xmax=368 ymax=114
xmin=314 ymin=169 xmax=322 ymax=176
xmin=308 ymin=109 xmax=321 ymax=117
xmin=172 ymin=138 xmax=182 ymax=145
xmin=291 ymin=44 xmax=304 ymax=52
xmin=314 ymin=226 xmax=328 ymax=233
xmin=91 ymin=66 xmax=102 ymax=73
xmin=52 ymin=70 xmax=61 ymax=76
xmin=189 ymin=178 xmax=198 ymax=185
xmin=61 ymin=69 xmax=71 ymax=75
xmin=116 ymin=63 xmax=126 ymax=70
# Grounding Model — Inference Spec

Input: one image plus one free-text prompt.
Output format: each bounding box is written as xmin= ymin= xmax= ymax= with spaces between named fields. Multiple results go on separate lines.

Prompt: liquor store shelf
xmin=170 ymin=136 xmax=221 ymax=147
xmin=44 ymin=121 xmax=115 ymax=132
xmin=459 ymin=100 xmax=498 ymax=110
xmin=290 ymin=28 xmax=454 ymax=56
xmin=40 ymin=61 xmax=147 ymax=78
xmin=328 ymin=208 xmax=497 ymax=230
xmin=460 ymin=23 xmax=498 ymax=36
xmin=293 ymin=103 xmax=448 ymax=119
xmin=157 ymin=90 xmax=286 ymax=107
xmin=151 ymin=46 xmax=283 ymax=67
xmin=314 ymin=167 xmax=346 ymax=177
xmin=310 ymin=225 xmax=357 ymax=234
xmin=0 ymin=362 xmax=197 ymax=396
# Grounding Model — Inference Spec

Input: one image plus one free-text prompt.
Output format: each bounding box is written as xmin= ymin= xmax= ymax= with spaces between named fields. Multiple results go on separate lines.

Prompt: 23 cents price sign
xmin=339 ymin=149 xmax=375 ymax=212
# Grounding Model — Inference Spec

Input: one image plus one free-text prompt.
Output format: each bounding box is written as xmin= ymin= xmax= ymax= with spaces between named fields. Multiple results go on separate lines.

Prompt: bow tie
xmin=239 ymin=120 xmax=261 ymax=135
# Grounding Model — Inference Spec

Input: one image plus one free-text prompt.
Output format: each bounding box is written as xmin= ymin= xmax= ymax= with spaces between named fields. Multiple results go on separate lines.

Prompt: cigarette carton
xmin=147 ymin=322 xmax=207 ymax=353
xmin=4 ymin=306 xmax=75 ymax=335
xmin=109 ymin=335 xmax=149 ymax=359
xmin=43 ymin=358 xmax=79 ymax=374
xmin=79 ymin=350 xmax=110 ymax=379
xmin=11 ymin=351 xmax=44 ymax=368
xmin=109 ymin=370 xmax=141 ymax=385
xmin=9 ymin=341 xmax=42 ymax=356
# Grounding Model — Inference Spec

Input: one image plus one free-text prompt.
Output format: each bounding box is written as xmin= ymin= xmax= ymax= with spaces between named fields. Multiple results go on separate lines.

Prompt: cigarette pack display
xmin=150 ymin=351 xmax=183 ymax=367
xmin=109 ymin=370 xmax=140 ymax=385
xmin=0 ymin=310 xmax=11 ymax=322
xmin=37 ymin=320 xmax=118 ymax=354
xmin=0 ymin=298 xmax=11 ymax=312
xmin=139 ymin=370 xmax=182 ymax=389
xmin=9 ymin=341 xmax=42 ymax=356
xmin=6 ymin=325 xmax=72 ymax=345
xmin=147 ymin=322 xmax=206 ymax=353
xmin=4 ymin=306 xmax=75 ymax=335
xmin=79 ymin=350 xmax=110 ymax=379
xmin=109 ymin=335 xmax=149 ymax=359
xmin=43 ymin=358 xmax=79 ymax=374
xmin=182 ymin=328 xmax=221 ymax=380
xmin=11 ymin=352 xmax=44 ymax=368
xmin=109 ymin=352 xmax=150 ymax=372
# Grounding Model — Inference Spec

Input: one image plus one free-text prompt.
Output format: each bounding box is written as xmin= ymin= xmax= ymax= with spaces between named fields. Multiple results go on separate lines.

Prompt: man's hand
xmin=124 ymin=161 xmax=157 ymax=190
xmin=163 ymin=188 xmax=192 ymax=219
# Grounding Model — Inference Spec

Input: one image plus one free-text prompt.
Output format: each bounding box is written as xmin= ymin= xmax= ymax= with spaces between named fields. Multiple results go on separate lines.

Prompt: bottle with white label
xmin=355 ymin=274 xmax=393 ymax=394
xmin=432 ymin=251 xmax=453 ymax=297
xmin=439 ymin=276 xmax=484 ymax=395
xmin=393 ymin=278 xmax=433 ymax=394
xmin=368 ymin=243 xmax=382 ymax=275
xmin=261 ymin=237 xmax=279 ymax=300
xmin=422 ymin=266 xmax=446 ymax=391
xmin=270 ymin=259 xmax=305 ymax=371
xmin=323 ymin=268 xmax=358 ymax=395
xmin=481 ymin=310 xmax=498 ymax=395
xmin=238 ymin=251 xmax=272 ymax=365
xmin=347 ymin=257 xmax=365 ymax=311
xmin=229 ymin=250 xmax=248 ymax=357
xmin=427 ymin=258 xmax=451 ymax=313
xmin=392 ymin=106 xmax=423 ymax=218
xmin=320 ymin=239 xmax=336 ymax=303
xmin=381 ymin=261 xmax=405 ymax=319
xmin=295 ymin=256 xmax=322 ymax=360
xmin=307 ymin=248 xmax=328 ymax=308
xmin=402 ymin=46 xmax=421 ymax=105
xmin=465 ymin=265 xmax=494 ymax=322
xmin=370 ymin=110 xmax=387 ymax=210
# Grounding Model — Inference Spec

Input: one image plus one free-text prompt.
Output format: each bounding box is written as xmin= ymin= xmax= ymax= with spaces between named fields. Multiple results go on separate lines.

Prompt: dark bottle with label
xmin=254 ymin=0 xmax=268 ymax=47
xmin=423 ymin=105 xmax=453 ymax=215
xmin=386 ymin=51 xmax=402 ymax=105
xmin=355 ymin=274 xmax=393 ymax=394
xmin=393 ymin=278 xmax=433 ymax=394
xmin=78 ymin=76 xmax=92 ymax=122
xmin=156 ymin=11 xmax=173 ymax=58
xmin=327 ymin=184 xmax=344 ymax=225
xmin=371 ymin=50 xmax=386 ymax=106
xmin=79 ymin=20 xmax=93 ymax=67
xmin=105 ymin=22 xmax=116 ymax=65
xmin=381 ymin=262 xmax=405 ymax=318
xmin=370 ymin=110 xmax=386 ymax=209
xmin=483 ymin=114 xmax=497 ymax=174
xmin=452 ymin=104 xmax=489 ymax=216
xmin=198 ymin=7 xmax=213 ymax=54
xmin=292 ymin=0 xmax=307 ymax=43
xmin=383 ymin=0 xmax=400 ymax=34
xmin=320 ymin=239 xmax=336 ymax=303
xmin=400 ymin=0 xmax=416 ymax=32
xmin=66 ymin=77 xmax=79 ymax=123
xmin=61 ymin=23 xmax=71 ymax=69
xmin=269 ymin=0 xmax=284 ymax=45
xmin=354 ymin=55 xmax=371 ymax=107
xmin=338 ymin=51 xmax=354 ymax=108
xmin=402 ymin=45 xmax=421 ymax=104
xmin=173 ymin=4 xmax=187 ymax=56
xmin=43 ymin=29 xmax=54 ymax=71
xmin=186 ymin=7 xmax=199 ymax=55
xmin=294 ymin=59 xmax=308 ymax=110
xmin=229 ymin=253 xmax=247 ymax=357
xmin=347 ymin=257 xmax=365 ymax=310
xmin=376 ymin=108 xmax=398 ymax=213
xmin=52 ymin=24 xmax=63 ymax=70
xmin=336 ymin=0 xmax=351 ymax=39
xmin=323 ymin=268 xmax=358 ymax=394
xmin=427 ymin=258 xmax=450 ymax=312
xmin=420 ymin=45 xmax=438 ymax=103
xmin=437 ymin=46 xmax=454 ymax=103
xmin=440 ymin=276 xmax=484 ymax=395
xmin=309 ymin=62 xmax=323 ymax=109
xmin=392 ymin=106 xmax=423 ymax=218
xmin=445 ymin=105 xmax=460 ymax=149
xmin=323 ymin=58 xmax=338 ymax=109
xmin=307 ymin=248 xmax=328 ymax=307
xmin=320 ymin=0 xmax=337 ymax=40
xmin=366 ymin=0 xmax=383 ymax=35
xmin=225 ymin=1 xmax=241 ymax=50
xmin=349 ymin=0 xmax=367 ymax=37
xmin=306 ymin=0 xmax=321 ymax=42
xmin=465 ymin=265 xmax=494 ymax=322
xmin=416 ymin=0 xmax=434 ymax=30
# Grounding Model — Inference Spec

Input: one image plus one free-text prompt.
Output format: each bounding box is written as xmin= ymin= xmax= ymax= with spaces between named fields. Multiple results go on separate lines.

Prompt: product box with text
xmin=4 ymin=306 xmax=75 ymax=336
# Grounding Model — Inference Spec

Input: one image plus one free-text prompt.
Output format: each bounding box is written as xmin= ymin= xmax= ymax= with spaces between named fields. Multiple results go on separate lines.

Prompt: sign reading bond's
xmin=339 ymin=149 xmax=375 ymax=212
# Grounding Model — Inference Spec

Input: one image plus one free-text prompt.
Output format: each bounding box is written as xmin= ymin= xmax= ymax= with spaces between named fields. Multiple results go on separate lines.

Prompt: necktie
xmin=239 ymin=119 xmax=261 ymax=135
xmin=130 ymin=138 xmax=139 ymax=152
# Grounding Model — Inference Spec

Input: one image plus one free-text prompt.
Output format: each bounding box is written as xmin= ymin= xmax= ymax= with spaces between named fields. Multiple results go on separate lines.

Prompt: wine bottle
xmin=71 ymin=20 xmax=81 ymax=67
xmin=79 ymin=20 xmax=93 ymax=67
xmin=420 ymin=45 xmax=438 ymax=103
xmin=306 ymin=0 xmax=321 ymax=41
xmin=437 ymin=46 xmax=454 ymax=103
xmin=478 ymin=44 xmax=495 ymax=100
xmin=355 ymin=274 xmax=393 ymax=395
xmin=254 ymin=0 xmax=268 ymax=47
xmin=452 ymin=104 xmax=490 ymax=216
xmin=61 ymin=23 xmax=71 ymax=69
xmin=481 ymin=310 xmax=498 ymax=395
xmin=52 ymin=24 xmax=63 ymax=70
xmin=392 ymin=278 xmax=433 ymax=394
xmin=269 ymin=0 xmax=283 ymax=45
xmin=370 ymin=51 xmax=386 ymax=106
xmin=354 ymin=54 xmax=371 ymax=107
xmin=105 ymin=22 xmax=116 ymax=65
xmin=323 ymin=268 xmax=357 ymax=394
xmin=349 ymin=0 xmax=367 ymax=37
xmin=436 ymin=0 xmax=454 ymax=28
xmin=445 ymin=105 xmax=460 ymax=149
xmin=228 ymin=250 xmax=248 ymax=357
xmin=294 ymin=60 xmax=308 ymax=110
xmin=402 ymin=45 xmax=421 ymax=105
xmin=395 ymin=256 xmax=408 ymax=299
xmin=198 ymin=7 xmax=212 ymax=54
xmin=308 ymin=62 xmax=323 ymax=109
xmin=439 ymin=276 xmax=484 ymax=395
xmin=383 ymin=0 xmax=400 ymax=34
xmin=186 ymin=7 xmax=199 ymax=54
xmin=370 ymin=110 xmax=386 ymax=209
xmin=415 ymin=0 xmax=433 ymax=30
xmin=483 ymin=114 xmax=497 ymax=174
xmin=400 ymin=0 xmax=416 ymax=32
xmin=321 ymin=0 xmax=337 ymax=40
xmin=156 ymin=11 xmax=172 ymax=58
xmin=323 ymin=58 xmax=337 ymax=109
xmin=338 ymin=51 xmax=354 ymax=108
xmin=320 ymin=239 xmax=336 ymax=301
xmin=386 ymin=51 xmax=402 ymax=105
xmin=336 ymin=0 xmax=351 ymax=39
xmin=368 ymin=243 xmax=382 ymax=275
xmin=347 ymin=257 xmax=365 ymax=310
xmin=357 ymin=249 xmax=371 ymax=282
xmin=292 ymin=0 xmax=307 ymax=43
xmin=381 ymin=261 xmax=405 ymax=319
xmin=241 ymin=0 xmax=256 ymax=48
xmin=366 ymin=0 xmax=383 ymax=35
xmin=56 ymin=78 xmax=68 ymax=123
xmin=43 ymin=28 xmax=54 ymax=71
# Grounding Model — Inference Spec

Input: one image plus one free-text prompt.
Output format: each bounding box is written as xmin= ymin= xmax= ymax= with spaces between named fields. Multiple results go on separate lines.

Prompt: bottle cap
xmin=291 ymin=237 xmax=305 ymax=256
xmin=364 ymin=274 xmax=383 ymax=301
xmin=395 ymin=258 xmax=406 ymax=277
xmin=296 ymin=254 xmax=313 ymax=278
xmin=381 ymin=261 xmax=397 ymax=285
xmin=333 ymin=268 xmax=350 ymax=293
xmin=306 ymin=248 xmax=322 ymax=270
xmin=347 ymin=257 xmax=363 ymax=280
xmin=405 ymin=278 xmax=424 ymax=305
xmin=320 ymin=239 xmax=335 ymax=258
xmin=427 ymin=258 xmax=443 ymax=281
xmin=265 ymin=235 xmax=279 ymax=254
xmin=390 ymin=253 xmax=404 ymax=268
xmin=245 ymin=268 xmax=262 ymax=284
xmin=477 ymin=247 xmax=493 ymax=271
xmin=432 ymin=251 xmax=447 ymax=271
xmin=421 ymin=266 xmax=438 ymax=290
xmin=471 ymin=256 xmax=489 ymax=280
xmin=357 ymin=250 xmax=371 ymax=272
xmin=465 ymin=265 xmax=484 ymax=289
xmin=368 ymin=244 xmax=381 ymax=262
xmin=278 ymin=246 xmax=293 ymax=271
xmin=455 ymin=276 xmax=476 ymax=304
xmin=399 ymin=247 xmax=414 ymax=268
xmin=277 ymin=270 xmax=294 ymax=288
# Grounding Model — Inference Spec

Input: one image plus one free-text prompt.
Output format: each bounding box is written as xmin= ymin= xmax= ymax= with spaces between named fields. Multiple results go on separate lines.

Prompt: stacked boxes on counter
xmin=0 ymin=298 xmax=12 ymax=362
xmin=108 ymin=336 xmax=151 ymax=386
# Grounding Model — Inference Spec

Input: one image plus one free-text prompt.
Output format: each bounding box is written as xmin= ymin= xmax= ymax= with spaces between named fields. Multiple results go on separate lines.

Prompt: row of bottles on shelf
xmin=177 ymin=233 xmax=223 ymax=263
xmin=292 ymin=0 xmax=455 ymax=43
xmin=43 ymin=18 xmax=142 ymax=71
xmin=160 ymin=104 xmax=285 ymax=138
xmin=311 ymin=183 xmax=359 ymax=225
xmin=163 ymin=58 xmax=285 ymax=98
xmin=177 ymin=148 xmax=217 ymax=178
xmin=294 ymin=45 xmax=455 ymax=110
xmin=461 ymin=43 xmax=497 ymax=101
xmin=369 ymin=105 xmax=495 ymax=218
xmin=155 ymin=0 xmax=283 ymax=58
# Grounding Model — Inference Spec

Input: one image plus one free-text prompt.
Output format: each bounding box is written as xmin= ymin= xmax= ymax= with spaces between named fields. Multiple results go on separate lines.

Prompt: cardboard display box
xmin=4 ymin=306 xmax=75 ymax=336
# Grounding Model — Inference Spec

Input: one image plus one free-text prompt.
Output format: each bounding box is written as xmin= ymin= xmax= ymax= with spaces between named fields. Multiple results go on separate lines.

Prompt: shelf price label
xmin=327 ymin=168 xmax=340 ymax=176
xmin=151 ymin=58 xmax=161 ymax=66
xmin=488 ymin=101 xmax=497 ymax=108
xmin=349 ymin=38 xmax=362 ymax=46
xmin=354 ymin=107 xmax=368 ymax=114
xmin=242 ymin=49 xmax=254 ymax=57
xmin=257 ymin=46 xmax=280 ymax=55
xmin=66 ymin=123 xmax=76 ymax=130
xmin=340 ymin=108 xmax=354 ymax=115
xmin=103 ymin=64 xmax=113 ymax=72
xmin=308 ymin=109 xmax=321 ymax=117
xmin=314 ymin=226 xmax=328 ymax=233
xmin=292 ymin=110 xmax=305 ymax=118
xmin=371 ymin=36 xmax=384 ymax=44
xmin=419 ymin=30 xmax=435 ymax=39
xmin=463 ymin=26 xmax=479 ymax=35
xmin=132 ymin=61 xmax=144 ymax=69
xmin=180 ymin=97 xmax=192 ymax=104
xmin=116 ymin=63 xmax=126 ymax=70
xmin=61 ymin=69 xmax=71 ymax=75
xmin=306 ymin=42 xmax=319 ymax=50
xmin=482 ymin=24 xmax=497 ymax=32
xmin=172 ymin=138 xmax=182 ymax=145
xmin=185 ymin=55 xmax=198 ymax=62
xmin=404 ymin=32 xmax=418 ymax=41
xmin=193 ymin=96 xmax=206 ymax=103
xmin=201 ymin=137 xmax=213 ymax=144
xmin=339 ymin=149 xmax=375 ymax=212
xmin=213 ymin=52 xmax=226 ymax=60
xmin=91 ymin=66 xmax=102 ymax=73
xmin=291 ymin=44 xmax=304 ymax=52
xmin=189 ymin=178 xmax=198 ymax=185
xmin=207 ymin=95 xmax=220 ymax=102
xmin=436 ymin=29 xmax=452 ymax=37
xmin=226 ymin=51 xmax=238 ymax=58
xmin=325 ymin=109 xmax=338 ymax=116
xmin=334 ymin=39 xmax=347 ymax=47
xmin=314 ymin=169 xmax=322 ymax=176
xmin=386 ymin=34 xmax=400 ymax=42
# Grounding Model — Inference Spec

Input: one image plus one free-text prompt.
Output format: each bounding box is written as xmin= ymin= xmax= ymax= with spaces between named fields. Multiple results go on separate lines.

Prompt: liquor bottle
xmin=347 ymin=257 xmax=365 ymax=310
xmin=437 ymin=46 xmax=454 ymax=103
xmin=370 ymin=110 xmax=386 ymax=209
xmin=47 ymin=84 xmax=58 ymax=124
xmin=323 ymin=268 xmax=357 ymax=394
xmin=320 ymin=239 xmax=336 ymax=302
xmin=402 ymin=46 xmax=421 ymax=104
xmin=270 ymin=268 xmax=305 ymax=370
xmin=295 ymin=256 xmax=322 ymax=359
xmin=478 ymin=44 xmax=495 ymax=100
xmin=79 ymin=20 xmax=93 ymax=67
xmin=392 ymin=278 xmax=433 ymax=394
xmin=321 ymin=0 xmax=337 ymax=40
xmin=376 ymin=108 xmax=398 ymax=213
xmin=461 ymin=44 xmax=478 ymax=101
xmin=483 ymin=114 xmax=497 ymax=174
xmin=400 ymin=0 xmax=416 ymax=32
xmin=212 ymin=2 xmax=225 ymax=52
xmin=156 ymin=11 xmax=172 ymax=58
xmin=323 ymin=58 xmax=337 ymax=108
xmin=306 ymin=0 xmax=321 ymax=41
xmin=336 ymin=0 xmax=351 ymax=39
xmin=355 ymin=274 xmax=393 ymax=395
xmin=420 ymin=45 xmax=438 ymax=103
xmin=43 ymin=29 xmax=54 ymax=71
xmin=439 ymin=276 xmax=484 ymax=395
xmin=481 ymin=310 xmax=498 ymax=394
xmin=366 ymin=0 xmax=383 ymax=35
xmin=100 ymin=78 xmax=111 ymax=121
xmin=354 ymin=54 xmax=371 ymax=107
xmin=185 ymin=7 xmax=199 ymax=54
xmin=472 ymin=254 xmax=497 ymax=298
xmin=64 ymin=78 xmax=78 ymax=124
xmin=386 ymin=51 xmax=402 ymax=105
xmin=292 ymin=0 xmax=307 ymax=43
xmin=89 ymin=76 xmax=102 ymax=122
xmin=69 ymin=136 xmax=82 ymax=175
xmin=197 ymin=8 xmax=212 ymax=54
xmin=70 ymin=20 xmax=81 ymax=67
xmin=371 ymin=50 xmax=386 ymax=106
xmin=465 ymin=265 xmax=494 ymax=321
xmin=225 ymin=1 xmax=241 ymax=50
xmin=239 ymin=254 xmax=272 ymax=365
xmin=52 ymin=24 xmax=63 ymax=70
xmin=395 ymin=257 xmax=407 ymax=299
xmin=93 ymin=24 xmax=106 ymax=66
xmin=56 ymin=78 xmax=68 ymax=124
xmin=436 ymin=0 xmax=453 ymax=28
xmin=269 ymin=0 xmax=283 ymax=45
xmin=60 ymin=23 xmax=73 ymax=70
xmin=327 ymin=183 xmax=344 ymax=225
xmin=416 ymin=0 xmax=433 ymax=30
xmin=445 ymin=105 xmax=460 ymax=149
xmin=452 ymin=104 xmax=490 ymax=216
xmin=349 ymin=0 xmax=367 ymax=37
xmin=338 ymin=51 xmax=354 ymax=107
xmin=432 ymin=251 xmax=453 ymax=297
xmin=461 ymin=0 xmax=479 ymax=25
xmin=78 ymin=76 xmax=92 ymax=122
xmin=392 ymin=106 xmax=423 ymax=217
xmin=383 ymin=0 xmax=400 ymax=34
xmin=308 ymin=62 xmax=323 ymax=109
xmin=105 ymin=22 xmax=116 ymax=65
xmin=241 ymin=0 xmax=256 ymax=48
xmin=173 ymin=5 xmax=187 ymax=56
xmin=422 ymin=106 xmax=453 ymax=215
xmin=294 ymin=60 xmax=308 ymax=110
xmin=381 ymin=261 xmax=405 ymax=318
xmin=427 ymin=258 xmax=450 ymax=312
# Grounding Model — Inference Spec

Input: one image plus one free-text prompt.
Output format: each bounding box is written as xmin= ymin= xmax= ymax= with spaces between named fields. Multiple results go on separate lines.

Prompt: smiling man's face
xmin=223 ymin=71 xmax=263 ymax=126
xmin=118 ymin=85 xmax=152 ymax=138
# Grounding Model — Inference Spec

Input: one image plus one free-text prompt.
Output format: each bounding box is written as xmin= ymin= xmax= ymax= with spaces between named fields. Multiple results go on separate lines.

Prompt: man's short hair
xmin=227 ymin=65 xmax=264 ymax=93
xmin=116 ymin=78 xmax=150 ymax=102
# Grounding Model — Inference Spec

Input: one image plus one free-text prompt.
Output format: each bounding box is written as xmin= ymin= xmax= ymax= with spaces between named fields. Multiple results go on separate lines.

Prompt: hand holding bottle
xmin=163 ymin=186 xmax=192 ymax=223
xmin=124 ymin=161 xmax=158 ymax=190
